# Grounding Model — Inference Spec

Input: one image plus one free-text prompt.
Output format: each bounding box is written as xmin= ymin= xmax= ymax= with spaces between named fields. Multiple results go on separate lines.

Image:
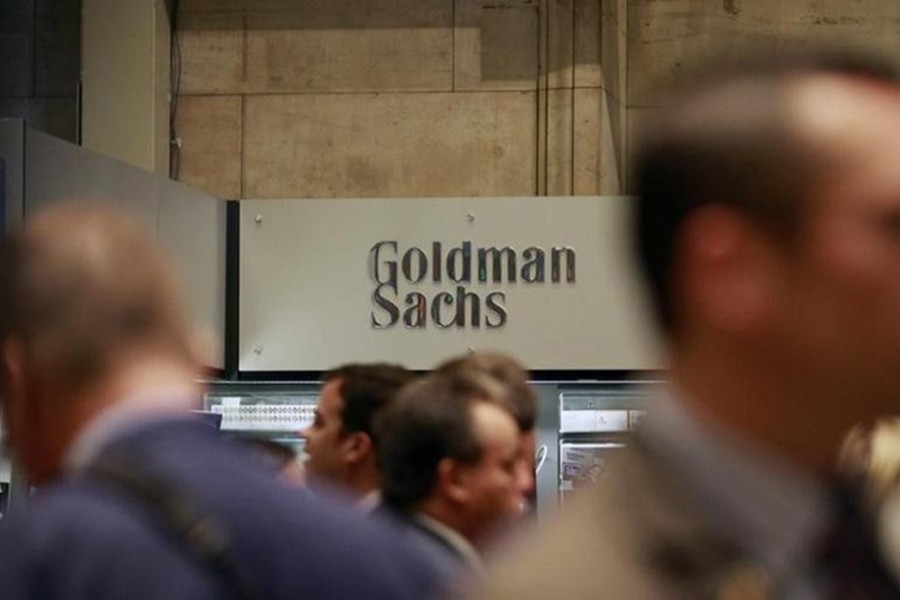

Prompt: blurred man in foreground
xmin=376 ymin=370 xmax=527 ymax=575
xmin=0 ymin=204 xmax=442 ymax=599
xmin=474 ymin=50 xmax=900 ymax=598
xmin=302 ymin=363 xmax=415 ymax=507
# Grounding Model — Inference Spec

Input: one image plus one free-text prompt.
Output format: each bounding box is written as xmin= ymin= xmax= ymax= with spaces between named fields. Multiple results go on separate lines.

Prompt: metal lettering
xmin=447 ymin=242 xmax=472 ymax=283
xmin=369 ymin=241 xmax=398 ymax=292
xmin=485 ymin=292 xmax=507 ymax=328
xmin=371 ymin=284 xmax=400 ymax=328
xmin=432 ymin=242 xmax=443 ymax=283
xmin=401 ymin=247 xmax=427 ymax=284
xmin=431 ymin=292 xmax=455 ymax=329
xmin=521 ymin=247 xmax=545 ymax=283
xmin=477 ymin=246 xmax=517 ymax=283
xmin=454 ymin=286 xmax=480 ymax=328
xmin=551 ymin=246 xmax=576 ymax=283
xmin=403 ymin=292 xmax=428 ymax=328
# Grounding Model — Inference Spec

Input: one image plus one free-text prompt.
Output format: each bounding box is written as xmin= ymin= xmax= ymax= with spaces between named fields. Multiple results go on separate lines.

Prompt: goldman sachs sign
xmin=369 ymin=241 xmax=576 ymax=330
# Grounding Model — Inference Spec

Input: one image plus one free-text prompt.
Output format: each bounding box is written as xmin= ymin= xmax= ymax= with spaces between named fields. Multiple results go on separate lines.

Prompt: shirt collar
xmin=357 ymin=490 xmax=382 ymax=513
xmin=641 ymin=384 xmax=831 ymax=577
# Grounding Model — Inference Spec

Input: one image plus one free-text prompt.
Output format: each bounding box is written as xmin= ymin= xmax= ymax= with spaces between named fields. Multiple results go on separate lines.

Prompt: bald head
xmin=633 ymin=50 xmax=900 ymax=335
xmin=0 ymin=203 xmax=194 ymax=391
xmin=788 ymin=74 xmax=900 ymax=197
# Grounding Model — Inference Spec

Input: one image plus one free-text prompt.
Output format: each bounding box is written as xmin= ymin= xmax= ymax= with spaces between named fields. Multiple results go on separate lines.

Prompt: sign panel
xmin=239 ymin=197 xmax=661 ymax=371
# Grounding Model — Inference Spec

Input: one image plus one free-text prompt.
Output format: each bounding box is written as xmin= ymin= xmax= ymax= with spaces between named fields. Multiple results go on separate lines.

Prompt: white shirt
xmin=357 ymin=490 xmax=382 ymax=514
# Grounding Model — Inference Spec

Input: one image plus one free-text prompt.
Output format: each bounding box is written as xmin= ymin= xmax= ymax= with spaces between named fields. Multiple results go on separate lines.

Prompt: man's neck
xmin=46 ymin=355 xmax=201 ymax=482
xmin=673 ymin=343 xmax=846 ymax=478
xmin=344 ymin=463 xmax=380 ymax=500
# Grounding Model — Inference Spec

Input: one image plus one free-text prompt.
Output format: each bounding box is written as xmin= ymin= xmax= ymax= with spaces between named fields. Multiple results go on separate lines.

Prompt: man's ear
xmin=343 ymin=431 xmax=374 ymax=465
xmin=677 ymin=205 xmax=781 ymax=335
xmin=436 ymin=458 xmax=470 ymax=504
xmin=1 ymin=337 xmax=27 ymax=402
xmin=0 ymin=337 xmax=39 ymax=462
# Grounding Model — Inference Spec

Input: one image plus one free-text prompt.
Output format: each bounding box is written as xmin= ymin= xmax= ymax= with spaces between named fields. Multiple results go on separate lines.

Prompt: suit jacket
xmin=473 ymin=439 xmax=760 ymax=600
xmin=0 ymin=418 xmax=445 ymax=600
xmin=370 ymin=503 xmax=478 ymax=585
xmin=405 ymin=513 xmax=484 ymax=576
xmin=473 ymin=429 xmax=900 ymax=600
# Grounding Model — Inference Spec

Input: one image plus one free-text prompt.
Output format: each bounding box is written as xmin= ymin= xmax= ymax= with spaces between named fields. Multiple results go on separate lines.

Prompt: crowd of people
xmin=1 ymin=46 xmax=900 ymax=598
xmin=301 ymin=354 xmax=538 ymax=581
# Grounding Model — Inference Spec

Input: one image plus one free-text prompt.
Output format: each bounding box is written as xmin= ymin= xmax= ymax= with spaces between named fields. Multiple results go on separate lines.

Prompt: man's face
xmin=301 ymin=379 xmax=350 ymax=482
xmin=457 ymin=401 xmax=526 ymax=542
xmin=0 ymin=346 xmax=28 ymax=471
xmin=777 ymin=78 xmax=900 ymax=418
xmin=0 ymin=339 xmax=62 ymax=485
xmin=517 ymin=429 xmax=537 ymax=500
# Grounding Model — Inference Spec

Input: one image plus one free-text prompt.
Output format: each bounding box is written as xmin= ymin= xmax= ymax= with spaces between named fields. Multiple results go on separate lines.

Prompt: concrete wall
xmin=175 ymin=0 xmax=607 ymax=199
xmin=0 ymin=0 xmax=80 ymax=143
xmin=174 ymin=0 xmax=900 ymax=200
xmin=82 ymin=0 xmax=171 ymax=174
xmin=620 ymin=0 xmax=900 ymax=190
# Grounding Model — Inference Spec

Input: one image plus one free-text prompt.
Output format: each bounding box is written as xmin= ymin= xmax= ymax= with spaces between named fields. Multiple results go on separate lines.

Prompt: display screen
xmin=559 ymin=442 xmax=624 ymax=503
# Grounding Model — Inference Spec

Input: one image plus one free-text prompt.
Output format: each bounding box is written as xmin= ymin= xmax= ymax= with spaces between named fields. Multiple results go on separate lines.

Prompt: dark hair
xmin=375 ymin=370 xmax=505 ymax=511
xmin=324 ymin=363 xmax=416 ymax=441
xmin=632 ymin=48 xmax=900 ymax=333
xmin=435 ymin=351 xmax=537 ymax=432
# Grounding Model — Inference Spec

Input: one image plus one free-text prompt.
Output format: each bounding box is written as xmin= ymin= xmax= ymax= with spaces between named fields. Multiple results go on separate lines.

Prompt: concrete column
xmin=82 ymin=0 xmax=170 ymax=174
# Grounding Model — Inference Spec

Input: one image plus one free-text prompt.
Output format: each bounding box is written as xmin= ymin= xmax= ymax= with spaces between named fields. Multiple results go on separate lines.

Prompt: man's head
xmin=302 ymin=363 xmax=415 ymax=496
xmin=375 ymin=370 xmax=525 ymax=546
xmin=0 ymin=203 xmax=198 ymax=484
xmin=436 ymin=352 xmax=538 ymax=498
xmin=632 ymin=49 xmax=900 ymax=469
